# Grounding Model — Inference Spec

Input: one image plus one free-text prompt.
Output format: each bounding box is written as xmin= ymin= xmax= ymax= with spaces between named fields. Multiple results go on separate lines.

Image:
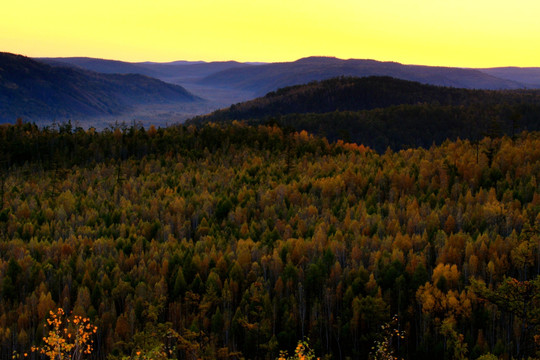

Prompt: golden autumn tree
xmin=277 ymin=339 xmax=319 ymax=360
xmin=32 ymin=308 xmax=97 ymax=360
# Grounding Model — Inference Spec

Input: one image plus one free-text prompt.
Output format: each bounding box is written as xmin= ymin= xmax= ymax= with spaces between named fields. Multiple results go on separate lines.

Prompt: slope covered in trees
xmin=189 ymin=77 xmax=540 ymax=152
xmin=194 ymin=76 xmax=540 ymax=122
xmin=246 ymin=104 xmax=540 ymax=153
xmin=0 ymin=52 xmax=201 ymax=123
xmin=0 ymin=122 xmax=539 ymax=360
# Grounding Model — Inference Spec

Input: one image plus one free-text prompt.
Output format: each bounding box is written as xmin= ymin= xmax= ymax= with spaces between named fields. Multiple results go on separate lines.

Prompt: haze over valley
xmin=2 ymin=52 xmax=538 ymax=127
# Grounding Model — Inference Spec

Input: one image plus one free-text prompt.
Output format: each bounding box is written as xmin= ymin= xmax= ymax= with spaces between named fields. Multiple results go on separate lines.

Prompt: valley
xmin=15 ymin=54 xmax=540 ymax=129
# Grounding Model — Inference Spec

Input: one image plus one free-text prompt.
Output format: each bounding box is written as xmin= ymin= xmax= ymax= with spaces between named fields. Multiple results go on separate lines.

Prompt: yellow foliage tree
xmin=32 ymin=308 xmax=97 ymax=360
xmin=277 ymin=339 xmax=319 ymax=360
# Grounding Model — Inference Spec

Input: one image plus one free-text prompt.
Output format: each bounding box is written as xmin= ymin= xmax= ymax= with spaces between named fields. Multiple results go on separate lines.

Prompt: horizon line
xmin=5 ymin=51 xmax=538 ymax=70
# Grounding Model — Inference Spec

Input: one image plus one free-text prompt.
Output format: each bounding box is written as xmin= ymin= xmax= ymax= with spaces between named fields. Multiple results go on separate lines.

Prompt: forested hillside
xmin=0 ymin=52 xmax=200 ymax=123
xmin=189 ymin=77 xmax=540 ymax=152
xmin=0 ymin=122 xmax=539 ymax=360
xmin=194 ymin=76 xmax=540 ymax=122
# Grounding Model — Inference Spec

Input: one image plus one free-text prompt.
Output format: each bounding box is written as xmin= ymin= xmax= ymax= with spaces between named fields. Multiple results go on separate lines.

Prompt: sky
xmin=2 ymin=0 xmax=540 ymax=67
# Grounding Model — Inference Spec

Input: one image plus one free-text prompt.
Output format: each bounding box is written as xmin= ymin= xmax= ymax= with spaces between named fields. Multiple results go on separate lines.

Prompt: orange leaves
xmin=370 ymin=316 xmax=406 ymax=360
xmin=416 ymin=282 xmax=474 ymax=320
xmin=278 ymin=339 xmax=319 ymax=360
xmin=147 ymin=125 xmax=157 ymax=137
xmin=432 ymin=263 xmax=460 ymax=288
xmin=31 ymin=308 xmax=97 ymax=360
xmin=2 ymin=121 xmax=540 ymax=360
xmin=334 ymin=139 xmax=369 ymax=154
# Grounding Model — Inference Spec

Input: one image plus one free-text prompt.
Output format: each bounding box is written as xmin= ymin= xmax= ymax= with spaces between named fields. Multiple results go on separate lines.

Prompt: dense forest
xmin=193 ymin=76 xmax=540 ymax=122
xmin=0 ymin=121 xmax=539 ymax=360
xmin=189 ymin=77 xmax=540 ymax=152
xmin=244 ymin=103 xmax=540 ymax=152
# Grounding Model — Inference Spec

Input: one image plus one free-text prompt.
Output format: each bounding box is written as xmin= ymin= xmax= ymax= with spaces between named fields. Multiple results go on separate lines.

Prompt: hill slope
xmin=0 ymin=52 xmax=200 ymax=123
xmin=37 ymin=56 xmax=262 ymax=118
xmin=190 ymin=76 xmax=540 ymax=151
xmin=478 ymin=67 xmax=540 ymax=87
xmin=199 ymin=56 xmax=526 ymax=96
xmin=192 ymin=76 xmax=540 ymax=122
xmin=37 ymin=57 xmax=161 ymax=77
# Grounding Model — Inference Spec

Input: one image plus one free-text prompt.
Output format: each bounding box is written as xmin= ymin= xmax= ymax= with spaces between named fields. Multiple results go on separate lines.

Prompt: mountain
xmin=192 ymin=76 xmax=540 ymax=122
xmin=478 ymin=67 xmax=540 ymax=88
xmin=37 ymin=57 xmax=160 ymax=77
xmin=38 ymin=57 xmax=261 ymax=115
xmin=198 ymin=56 xmax=527 ymax=96
xmin=0 ymin=52 xmax=200 ymax=123
xmin=28 ymin=55 xmax=540 ymax=128
xmin=38 ymin=57 xmax=256 ymax=83
xmin=39 ymin=56 xmax=538 ymax=124
xmin=135 ymin=61 xmax=252 ymax=83
xmin=189 ymin=76 xmax=540 ymax=152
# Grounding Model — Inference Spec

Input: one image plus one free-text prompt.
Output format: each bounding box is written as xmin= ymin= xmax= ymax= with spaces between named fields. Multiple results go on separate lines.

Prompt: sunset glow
xmin=2 ymin=0 xmax=539 ymax=67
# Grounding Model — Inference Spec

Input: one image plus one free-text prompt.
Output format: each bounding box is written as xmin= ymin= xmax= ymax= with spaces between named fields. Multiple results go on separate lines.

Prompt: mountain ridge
xmin=188 ymin=76 xmax=540 ymax=152
xmin=0 ymin=52 xmax=201 ymax=123
xmin=478 ymin=66 xmax=540 ymax=87
xmin=39 ymin=55 xmax=539 ymax=97
xmin=191 ymin=75 xmax=540 ymax=123
xmin=38 ymin=57 xmax=257 ymax=83
xmin=198 ymin=56 xmax=529 ymax=95
xmin=36 ymin=55 xmax=540 ymax=126
xmin=11 ymin=54 xmax=540 ymax=127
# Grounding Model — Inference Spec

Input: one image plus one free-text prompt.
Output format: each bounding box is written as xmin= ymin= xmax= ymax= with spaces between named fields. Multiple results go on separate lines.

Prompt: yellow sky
xmin=1 ymin=0 xmax=539 ymax=67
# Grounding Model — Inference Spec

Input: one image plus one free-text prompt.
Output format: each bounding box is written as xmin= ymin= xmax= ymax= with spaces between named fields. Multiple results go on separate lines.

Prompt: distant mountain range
xmin=38 ymin=55 xmax=540 ymax=101
xmin=38 ymin=57 xmax=253 ymax=84
xmin=198 ymin=56 xmax=535 ymax=96
xmin=478 ymin=67 xmax=540 ymax=87
xmin=0 ymin=53 xmax=200 ymax=123
xmin=2 ymin=52 xmax=540 ymax=126
xmin=36 ymin=57 xmax=261 ymax=117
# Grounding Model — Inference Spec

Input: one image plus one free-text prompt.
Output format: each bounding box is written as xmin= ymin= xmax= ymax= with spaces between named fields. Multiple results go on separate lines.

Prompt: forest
xmin=244 ymin=103 xmax=540 ymax=152
xmin=188 ymin=77 xmax=540 ymax=152
xmin=194 ymin=76 xmax=540 ymax=123
xmin=0 ymin=120 xmax=539 ymax=360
